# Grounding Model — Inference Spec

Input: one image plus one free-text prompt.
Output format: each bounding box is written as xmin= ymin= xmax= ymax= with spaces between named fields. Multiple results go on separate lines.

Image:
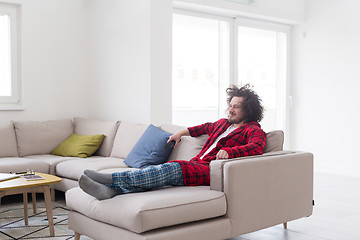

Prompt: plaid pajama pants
xmin=107 ymin=162 xmax=184 ymax=194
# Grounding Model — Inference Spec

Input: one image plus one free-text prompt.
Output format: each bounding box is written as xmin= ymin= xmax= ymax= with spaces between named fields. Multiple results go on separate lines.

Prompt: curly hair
xmin=226 ymin=84 xmax=264 ymax=123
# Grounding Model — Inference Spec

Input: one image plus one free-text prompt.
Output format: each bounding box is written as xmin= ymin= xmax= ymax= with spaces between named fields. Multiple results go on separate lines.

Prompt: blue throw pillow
xmin=124 ymin=124 xmax=173 ymax=168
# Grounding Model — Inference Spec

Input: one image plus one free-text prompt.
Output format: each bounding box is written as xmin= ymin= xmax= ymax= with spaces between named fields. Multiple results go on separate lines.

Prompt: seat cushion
xmin=56 ymin=157 xmax=128 ymax=180
xmin=24 ymin=154 xmax=79 ymax=175
xmin=0 ymin=157 xmax=49 ymax=174
xmin=66 ymin=186 xmax=226 ymax=233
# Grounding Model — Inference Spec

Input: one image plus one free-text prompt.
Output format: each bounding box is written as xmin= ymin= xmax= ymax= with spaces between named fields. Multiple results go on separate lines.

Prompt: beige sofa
xmin=0 ymin=117 xmax=313 ymax=240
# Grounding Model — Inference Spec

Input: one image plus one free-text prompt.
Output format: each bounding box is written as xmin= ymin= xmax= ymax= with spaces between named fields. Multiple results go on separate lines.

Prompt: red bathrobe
xmin=171 ymin=118 xmax=267 ymax=186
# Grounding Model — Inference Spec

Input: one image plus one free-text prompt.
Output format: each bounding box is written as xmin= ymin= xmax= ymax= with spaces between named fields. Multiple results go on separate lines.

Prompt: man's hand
xmin=216 ymin=150 xmax=229 ymax=160
xmin=167 ymin=129 xmax=190 ymax=148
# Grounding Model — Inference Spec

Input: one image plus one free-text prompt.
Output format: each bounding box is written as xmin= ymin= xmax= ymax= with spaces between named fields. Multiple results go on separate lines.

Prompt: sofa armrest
xmin=210 ymin=151 xmax=295 ymax=191
xmin=210 ymin=151 xmax=313 ymax=236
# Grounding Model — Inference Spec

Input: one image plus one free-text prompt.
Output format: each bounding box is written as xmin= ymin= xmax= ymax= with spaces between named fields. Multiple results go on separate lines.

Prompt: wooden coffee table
xmin=0 ymin=172 xmax=62 ymax=237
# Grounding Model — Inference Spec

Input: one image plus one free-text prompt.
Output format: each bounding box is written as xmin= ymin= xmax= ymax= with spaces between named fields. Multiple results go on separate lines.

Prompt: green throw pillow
xmin=52 ymin=134 xmax=105 ymax=158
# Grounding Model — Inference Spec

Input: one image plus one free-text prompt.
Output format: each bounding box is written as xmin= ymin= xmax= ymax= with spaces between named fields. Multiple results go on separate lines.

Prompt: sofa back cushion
xmin=13 ymin=119 xmax=73 ymax=157
xmin=160 ymin=124 xmax=208 ymax=161
xmin=73 ymin=117 xmax=120 ymax=157
xmin=0 ymin=123 xmax=18 ymax=157
xmin=263 ymin=130 xmax=284 ymax=153
xmin=110 ymin=121 xmax=148 ymax=159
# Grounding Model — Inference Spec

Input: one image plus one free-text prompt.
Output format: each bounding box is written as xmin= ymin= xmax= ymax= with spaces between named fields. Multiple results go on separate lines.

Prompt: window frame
xmin=0 ymin=3 xmax=22 ymax=110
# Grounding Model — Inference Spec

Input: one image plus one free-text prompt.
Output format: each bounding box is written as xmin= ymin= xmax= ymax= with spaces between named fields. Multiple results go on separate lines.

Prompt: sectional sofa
xmin=0 ymin=117 xmax=314 ymax=240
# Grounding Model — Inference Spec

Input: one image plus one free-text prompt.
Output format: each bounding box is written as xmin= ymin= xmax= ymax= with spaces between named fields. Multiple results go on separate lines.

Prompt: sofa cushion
xmin=110 ymin=121 xmax=148 ymax=159
xmin=263 ymin=130 xmax=284 ymax=153
xmin=13 ymin=119 xmax=73 ymax=157
xmin=52 ymin=134 xmax=105 ymax=158
xmin=56 ymin=157 xmax=128 ymax=180
xmin=160 ymin=124 xmax=208 ymax=161
xmin=124 ymin=124 xmax=173 ymax=168
xmin=73 ymin=118 xmax=120 ymax=157
xmin=0 ymin=123 xmax=18 ymax=157
xmin=98 ymin=167 xmax=138 ymax=174
xmin=66 ymin=186 xmax=226 ymax=233
xmin=0 ymin=157 xmax=49 ymax=174
xmin=24 ymin=154 xmax=76 ymax=175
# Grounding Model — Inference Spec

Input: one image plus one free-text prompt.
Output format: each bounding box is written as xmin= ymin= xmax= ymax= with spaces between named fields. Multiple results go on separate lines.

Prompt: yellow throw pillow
xmin=52 ymin=134 xmax=105 ymax=158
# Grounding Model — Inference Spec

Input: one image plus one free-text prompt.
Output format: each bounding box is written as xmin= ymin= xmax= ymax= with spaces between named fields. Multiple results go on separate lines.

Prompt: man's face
xmin=228 ymin=96 xmax=245 ymax=125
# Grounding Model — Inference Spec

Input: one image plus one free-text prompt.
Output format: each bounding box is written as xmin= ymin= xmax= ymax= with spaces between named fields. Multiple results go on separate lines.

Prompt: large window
xmin=172 ymin=10 xmax=290 ymax=141
xmin=236 ymin=20 xmax=289 ymax=133
xmin=0 ymin=3 xmax=21 ymax=109
xmin=172 ymin=12 xmax=230 ymax=127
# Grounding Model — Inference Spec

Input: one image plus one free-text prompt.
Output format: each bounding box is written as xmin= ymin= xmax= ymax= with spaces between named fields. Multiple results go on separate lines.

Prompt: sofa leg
xmin=283 ymin=222 xmax=287 ymax=229
xmin=74 ymin=232 xmax=81 ymax=240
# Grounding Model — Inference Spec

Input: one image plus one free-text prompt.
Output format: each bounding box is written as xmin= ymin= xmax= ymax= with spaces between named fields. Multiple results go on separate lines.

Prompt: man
xmin=79 ymin=84 xmax=267 ymax=200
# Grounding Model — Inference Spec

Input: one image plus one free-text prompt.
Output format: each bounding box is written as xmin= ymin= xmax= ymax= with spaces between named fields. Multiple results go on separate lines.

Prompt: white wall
xmin=0 ymin=0 xmax=91 ymax=122
xmin=150 ymin=2 xmax=172 ymax=125
xmin=291 ymin=0 xmax=360 ymax=178
xmin=82 ymin=0 xmax=152 ymax=123
xmin=69 ymin=0 xmax=172 ymax=124
xmin=0 ymin=0 xmax=172 ymax=125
